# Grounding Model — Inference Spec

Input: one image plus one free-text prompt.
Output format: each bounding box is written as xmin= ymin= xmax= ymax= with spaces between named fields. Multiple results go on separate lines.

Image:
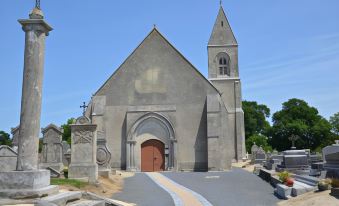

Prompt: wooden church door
xmin=141 ymin=139 xmax=165 ymax=172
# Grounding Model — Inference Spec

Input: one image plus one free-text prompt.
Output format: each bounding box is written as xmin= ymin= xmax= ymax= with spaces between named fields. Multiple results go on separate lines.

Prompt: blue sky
xmin=1 ymin=1 xmax=339 ymax=134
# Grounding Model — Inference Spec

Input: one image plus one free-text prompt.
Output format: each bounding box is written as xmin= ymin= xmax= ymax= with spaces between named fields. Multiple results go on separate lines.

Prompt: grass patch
xmin=51 ymin=178 xmax=88 ymax=189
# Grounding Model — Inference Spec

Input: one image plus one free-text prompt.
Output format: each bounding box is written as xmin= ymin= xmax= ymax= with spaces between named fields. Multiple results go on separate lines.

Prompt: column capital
xmin=127 ymin=140 xmax=137 ymax=145
xmin=18 ymin=19 xmax=53 ymax=35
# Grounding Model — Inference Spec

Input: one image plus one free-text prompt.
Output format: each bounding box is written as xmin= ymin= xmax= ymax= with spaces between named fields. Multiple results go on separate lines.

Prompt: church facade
xmin=85 ymin=6 xmax=245 ymax=172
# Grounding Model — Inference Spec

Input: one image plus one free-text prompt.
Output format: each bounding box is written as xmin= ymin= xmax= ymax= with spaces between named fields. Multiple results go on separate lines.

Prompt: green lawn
xmin=51 ymin=178 xmax=88 ymax=189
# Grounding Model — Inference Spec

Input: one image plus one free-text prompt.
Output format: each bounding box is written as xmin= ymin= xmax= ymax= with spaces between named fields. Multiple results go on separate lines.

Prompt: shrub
xmin=331 ymin=178 xmax=339 ymax=188
xmin=318 ymin=179 xmax=332 ymax=191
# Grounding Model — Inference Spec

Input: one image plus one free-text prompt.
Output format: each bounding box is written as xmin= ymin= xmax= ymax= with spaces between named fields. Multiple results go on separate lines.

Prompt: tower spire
xmin=208 ymin=5 xmax=237 ymax=46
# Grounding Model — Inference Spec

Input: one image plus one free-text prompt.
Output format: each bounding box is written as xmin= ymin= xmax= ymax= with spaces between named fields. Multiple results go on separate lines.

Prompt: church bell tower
xmin=208 ymin=5 xmax=238 ymax=78
xmin=208 ymin=4 xmax=245 ymax=161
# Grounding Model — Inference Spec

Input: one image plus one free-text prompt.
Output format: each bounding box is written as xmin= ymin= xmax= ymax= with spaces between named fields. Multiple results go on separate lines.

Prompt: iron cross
xmin=80 ymin=102 xmax=88 ymax=116
xmin=35 ymin=0 xmax=41 ymax=9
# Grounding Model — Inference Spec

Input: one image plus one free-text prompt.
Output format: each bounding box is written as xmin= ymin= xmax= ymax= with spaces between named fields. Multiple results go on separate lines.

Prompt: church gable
xmin=95 ymin=28 xmax=219 ymax=105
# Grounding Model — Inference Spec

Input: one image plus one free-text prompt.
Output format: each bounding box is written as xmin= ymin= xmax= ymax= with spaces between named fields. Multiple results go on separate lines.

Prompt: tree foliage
xmin=330 ymin=112 xmax=339 ymax=137
xmin=39 ymin=138 xmax=43 ymax=153
xmin=0 ymin=131 xmax=12 ymax=146
xmin=243 ymin=100 xmax=271 ymax=138
xmin=61 ymin=118 xmax=75 ymax=145
xmin=270 ymin=98 xmax=333 ymax=151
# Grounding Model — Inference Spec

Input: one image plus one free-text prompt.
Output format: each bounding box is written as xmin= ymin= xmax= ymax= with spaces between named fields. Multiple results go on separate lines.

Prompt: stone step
xmin=293 ymin=175 xmax=319 ymax=186
xmin=68 ymin=200 xmax=105 ymax=206
xmin=42 ymin=191 xmax=82 ymax=206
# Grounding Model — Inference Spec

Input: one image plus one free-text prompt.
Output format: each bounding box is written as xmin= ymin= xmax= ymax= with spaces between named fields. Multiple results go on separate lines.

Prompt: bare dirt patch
xmin=278 ymin=190 xmax=338 ymax=206
xmin=232 ymin=160 xmax=255 ymax=173
xmin=58 ymin=173 xmax=124 ymax=198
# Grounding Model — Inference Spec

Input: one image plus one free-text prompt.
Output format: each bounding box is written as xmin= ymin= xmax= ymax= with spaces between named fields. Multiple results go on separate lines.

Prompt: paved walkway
xmin=112 ymin=168 xmax=280 ymax=206
xmin=146 ymin=172 xmax=212 ymax=206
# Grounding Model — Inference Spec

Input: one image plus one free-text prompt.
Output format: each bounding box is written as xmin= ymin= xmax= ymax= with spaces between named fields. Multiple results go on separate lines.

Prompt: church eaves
xmin=208 ymin=6 xmax=237 ymax=46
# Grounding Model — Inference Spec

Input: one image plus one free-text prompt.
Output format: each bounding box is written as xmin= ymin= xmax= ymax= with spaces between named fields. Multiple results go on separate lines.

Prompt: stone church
xmin=85 ymin=6 xmax=245 ymax=172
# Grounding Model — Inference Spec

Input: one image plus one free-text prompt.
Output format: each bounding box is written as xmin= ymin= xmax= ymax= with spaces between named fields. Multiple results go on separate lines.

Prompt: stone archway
xmin=126 ymin=112 xmax=176 ymax=171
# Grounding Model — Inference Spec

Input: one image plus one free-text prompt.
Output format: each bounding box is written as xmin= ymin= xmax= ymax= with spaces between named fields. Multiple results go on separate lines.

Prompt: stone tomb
xmin=276 ymin=150 xmax=309 ymax=174
xmin=39 ymin=124 xmax=64 ymax=172
xmin=265 ymin=155 xmax=283 ymax=170
xmin=323 ymin=140 xmax=339 ymax=178
xmin=310 ymin=162 xmax=324 ymax=176
xmin=69 ymin=116 xmax=98 ymax=183
xmin=0 ymin=146 xmax=18 ymax=172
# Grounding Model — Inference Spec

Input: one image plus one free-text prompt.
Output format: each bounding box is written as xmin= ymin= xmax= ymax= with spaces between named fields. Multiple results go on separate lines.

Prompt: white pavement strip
xmin=146 ymin=172 xmax=213 ymax=206
xmin=146 ymin=173 xmax=184 ymax=206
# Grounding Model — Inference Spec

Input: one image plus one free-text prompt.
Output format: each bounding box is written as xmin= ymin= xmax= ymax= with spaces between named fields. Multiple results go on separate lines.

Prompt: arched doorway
xmin=141 ymin=139 xmax=165 ymax=172
xmin=126 ymin=112 xmax=177 ymax=171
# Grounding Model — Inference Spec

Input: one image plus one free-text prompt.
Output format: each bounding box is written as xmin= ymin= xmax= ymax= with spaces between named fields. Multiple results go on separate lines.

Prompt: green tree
xmin=0 ymin=131 xmax=12 ymax=146
xmin=245 ymin=134 xmax=272 ymax=153
xmin=61 ymin=118 xmax=75 ymax=145
xmin=242 ymin=100 xmax=271 ymax=138
xmin=330 ymin=112 xmax=339 ymax=137
xmin=270 ymin=98 xmax=333 ymax=151
xmin=39 ymin=138 xmax=43 ymax=153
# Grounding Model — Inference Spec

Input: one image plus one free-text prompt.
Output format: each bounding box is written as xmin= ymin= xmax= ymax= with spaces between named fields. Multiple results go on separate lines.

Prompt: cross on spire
xmin=35 ymin=0 xmax=41 ymax=9
xmin=220 ymin=0 xmax=222 ymax=6
xmin=80 ymin=102 xmax=88 ymax=116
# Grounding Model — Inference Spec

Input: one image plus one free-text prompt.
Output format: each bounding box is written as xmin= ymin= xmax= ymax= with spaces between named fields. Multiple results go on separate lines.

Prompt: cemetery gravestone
xmin=251 ymin=143 xmax=259 ymax=163
xmin=62 ymin=141 xmax=70 ymax=166
xmin=69 ymin=116 xmax=98 ymax=183
xmin=323 ymin=140 xmax=339 ymax=178
xmin=11 ymin=125 xmax=20 ymax=151
xmin=0 ymin=146 xmax=18 ymax=172
xmin=265 ymin=154 xmax=283 ymax=170
xmin=39 ymin=124 xmax=64 ymax=172
xmin=255 ymin=146 xmax=266 ymax=164
xmin=96 ymin=131 xmax=112 ymax=177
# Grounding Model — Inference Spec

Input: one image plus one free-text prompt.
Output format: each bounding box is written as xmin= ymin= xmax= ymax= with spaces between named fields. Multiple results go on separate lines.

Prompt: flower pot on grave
xmin=285 ymin=178 xmax=294 ymax=187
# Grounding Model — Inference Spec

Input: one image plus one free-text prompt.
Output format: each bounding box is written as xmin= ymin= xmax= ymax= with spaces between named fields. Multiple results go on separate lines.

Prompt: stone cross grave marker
xmin=69 ymin=116 xmax=98 ymax=183
xmin=39 ymin=124 xmax=64 ymax=172
xmin=0 ymin=145 xmax=18 ymax=172
xmin=288 ymin=134 xmax=299 ymax=150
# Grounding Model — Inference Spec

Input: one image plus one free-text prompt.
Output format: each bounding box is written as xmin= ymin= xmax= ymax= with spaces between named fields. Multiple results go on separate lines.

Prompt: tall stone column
xmin=0 ymin=7 xmax=58 ymax=199
xmin=16 ymin=8 xmax=52 ymax=171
